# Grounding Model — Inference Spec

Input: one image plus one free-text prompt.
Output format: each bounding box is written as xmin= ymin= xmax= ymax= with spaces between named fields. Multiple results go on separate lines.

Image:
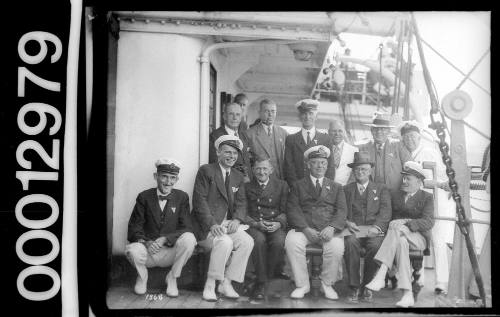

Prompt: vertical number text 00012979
xmin=15 ymin=31 xmax=64 ymax=302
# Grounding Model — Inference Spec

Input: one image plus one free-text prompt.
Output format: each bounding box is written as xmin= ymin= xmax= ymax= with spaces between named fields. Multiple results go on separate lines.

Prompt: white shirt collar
xmin=261 ymin=122 xmax=273 ymax=130
xmin=219 ymin=163 xmax=231 ymax=179
xmin=302 ymin=127 xmax=316 ymax=142
xmin=309 ymin=174 xmax=324 ymax=187
xmin=258 ymin=178 xmax=270 ymax=187
xmin=357 ymin=180 xmax=369 ymax=190
xmin=157 ymin=189 xmax=169 ymax=198
xmin=225 ymin=125 xmax=238 ymax=136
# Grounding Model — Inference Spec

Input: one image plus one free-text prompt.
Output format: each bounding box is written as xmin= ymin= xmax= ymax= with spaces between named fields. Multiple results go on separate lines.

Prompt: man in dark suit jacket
xmin=285 ymin=145 xmax=347 ymax=300
xmin=366 ymin=161 xmax=434 ymax=308
xmin=193 ymin=135 xmax=254 ymax=302
xmin=244 ymin=158 xmax=289 ymax=299
xmin=357 ymin=112 xmax=411 ymax=190
xmin=284 ymin=99 xmax=334 ymax=186
xmin=343 ymin=152 xmax=392 ymax=302
xmin=244 ymin=99 xmax=288 ymax=180
xmin=209 ymin=102 xmax=251 ymax=182
xmin=126 ymin=159 xmax=197 ymax=297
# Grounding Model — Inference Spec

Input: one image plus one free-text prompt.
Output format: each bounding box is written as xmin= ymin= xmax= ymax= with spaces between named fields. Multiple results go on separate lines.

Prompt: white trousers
xmin=125 ymin=232 xmax=197 ymax=283
xmin=198 ymin=229 xmax=254 ymax=283
xmin=285 ymin=229 xmax=344 ymax=288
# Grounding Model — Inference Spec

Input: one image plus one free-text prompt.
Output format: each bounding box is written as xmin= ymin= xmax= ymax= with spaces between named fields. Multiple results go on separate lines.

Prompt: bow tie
xmin=159 ymin=195 xmax=169 ymax=201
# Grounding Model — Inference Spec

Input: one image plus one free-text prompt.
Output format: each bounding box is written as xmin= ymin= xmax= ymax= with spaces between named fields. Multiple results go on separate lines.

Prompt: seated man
xmin=285 ymin=145 xmax=347 ymax=300
xmin=244 ymin=158 xmax=289 ymax=300
xmin=126 ymin=158 xmax=197 ymax=297
xmin=192 ymin=135 xmax=254 ymax=301
xmin=343 ymin=151 xmax=392 ymax=302
xmin=366 ymin=161 xmax=434 ymax=307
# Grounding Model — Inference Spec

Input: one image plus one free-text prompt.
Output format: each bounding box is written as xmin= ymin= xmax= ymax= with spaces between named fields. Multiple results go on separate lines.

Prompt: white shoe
xmin=166 ymin=272 xmax=179 ymax=297
xmin=202 ymin=283 xmax=217 ymax=302
xmin=396 ymin=292 xmax=415 ymax=307
xmin=134 ymin=276 xmax=147 ymax=295
xmin=218 ymin=279 xmax=240 ymax=299
xmin=290 ymin=285 xmax=310 ymax=299
xmin=365 ymin=278 xmax=385 ymax=292
xmin=320 ymin=281 xmax=338 ymax=300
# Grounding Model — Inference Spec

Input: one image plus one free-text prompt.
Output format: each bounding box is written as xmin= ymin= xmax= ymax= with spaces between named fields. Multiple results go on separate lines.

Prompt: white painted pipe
xmin=198 ymin=39 xmax=296 ymax=166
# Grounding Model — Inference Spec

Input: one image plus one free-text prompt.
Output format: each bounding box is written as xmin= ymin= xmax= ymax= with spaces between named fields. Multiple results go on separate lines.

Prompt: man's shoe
xmin=218 ymin=279 xmax=240 ymax=299
xmin=274 ymin=272 xmax=290 ymax=280
xmin=396 ymin=292 xmax=415 ymax=308
xmin=165 ymin=272 xmax=179 ymax=297
xmin=134 ymin=276 xmax=147 ymax=295
xmin=347 ymin=288 xmax=360 ymax=303
xmin=202 ymin=283 xmax=217 ymax=302
xmin=320 ymin=281 xmax=338 ymax=300
xmin=362 ymin=288 xmax=373 ymax=302
xmin=290 ymin=285 xmax=310 ymax=299
xmin=365 ymin=278 xmax=385 ymax=292
xmin=252 ymin=283 xmax=265 ymax=300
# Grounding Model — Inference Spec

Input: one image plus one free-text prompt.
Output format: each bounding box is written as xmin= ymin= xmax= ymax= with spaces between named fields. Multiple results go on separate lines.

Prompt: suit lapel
xmin=148 ymin=190 xmax=164 ymax=228
xmin=255 ymin=124 xmax=272 ymax=158
xmin=296 ymin=131 xmax=306 ymax=152
xmin=215 ymin=165 xmax=228 ymax=201
xmin=319 ymin=178 xmax=331 ymax=200
xmin=366 ymin=181 xmax=375 ymax=213
xmin=383 ymin=140 xmax=390 ymax=182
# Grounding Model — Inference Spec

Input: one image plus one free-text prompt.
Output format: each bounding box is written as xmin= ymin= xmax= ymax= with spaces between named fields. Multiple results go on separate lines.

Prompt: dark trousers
xmin=247 ymin=227 xmax=285 ymax=283
xmin=344 ymin=235 xmax=384 ymax=289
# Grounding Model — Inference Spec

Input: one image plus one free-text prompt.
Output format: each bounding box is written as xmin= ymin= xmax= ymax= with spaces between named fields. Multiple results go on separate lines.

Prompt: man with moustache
xmin=245 ymin=99 xmax=288 ymax=180
xmin=357 ymin=112 xmax=411 ymax=191
xmin=244 ymin=158 xmax=289 ymax=299
xmin=209 ymin=102 xmax=252 ymax=182
xmin=285 ymin=145 xmax=347 ymax=300
xmin=126 ymin=159 xmax=197 ymax=297
xmin=284 ymin=99 xmax=334 ymax=186
xmin=343 ymin=152 xmax=392 ymax=302
xmin=366 ymin=161 xmax=434 ymax=307
xmin=328 ymin=119 xmax=358 ymax=185
xmin=193 ymin=135 xmax=254 ymax=302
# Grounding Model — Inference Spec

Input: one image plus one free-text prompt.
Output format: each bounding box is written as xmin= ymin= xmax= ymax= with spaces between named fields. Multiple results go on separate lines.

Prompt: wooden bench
xmin=306 ymin=245 xmax=429 ymax=300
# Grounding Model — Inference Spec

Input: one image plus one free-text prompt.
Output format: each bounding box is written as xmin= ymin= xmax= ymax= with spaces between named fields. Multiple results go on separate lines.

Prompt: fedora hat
xmin=347 ymin=151 xmax=374 ymax=168
xmin=364 ymin=112 xmax=395 ymax=128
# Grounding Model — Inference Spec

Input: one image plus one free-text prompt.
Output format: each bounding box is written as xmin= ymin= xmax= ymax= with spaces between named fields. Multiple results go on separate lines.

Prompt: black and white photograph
xmin=96 ymin=11 xmax=491 ymax=312
xmin=0 ymin=6 xmax=493 ymax=317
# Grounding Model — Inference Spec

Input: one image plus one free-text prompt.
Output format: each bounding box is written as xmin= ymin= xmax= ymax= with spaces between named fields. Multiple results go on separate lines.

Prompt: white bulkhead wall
xmin=112 ymin=32 xmax=204 ymax=254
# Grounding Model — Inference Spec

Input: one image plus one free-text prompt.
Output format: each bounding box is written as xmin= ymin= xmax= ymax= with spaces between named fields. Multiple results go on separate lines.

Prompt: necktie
xmin=315 ymin=179 xmax=321 ymax=196
xmin=333 ymin=145 xmax=341 ymax=168
xmin=268 ymin=126 xmax=272 ymax=136
xmin=159 ymin=195 xmax=168 ymax=201
xmin=234 ymin=132 xmax=239 ymax=138
xmin=405 ymin=193 xmax=411 ymax=204
xmin=307 ymin=131 xmax=311 ymax=145
xmin=359 ymin=185 xmax=365 ymax=195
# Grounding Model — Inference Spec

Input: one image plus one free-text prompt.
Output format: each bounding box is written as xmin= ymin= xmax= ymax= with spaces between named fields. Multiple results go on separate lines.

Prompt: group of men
xmin=125 ymin=96 xmax=453 ymax=307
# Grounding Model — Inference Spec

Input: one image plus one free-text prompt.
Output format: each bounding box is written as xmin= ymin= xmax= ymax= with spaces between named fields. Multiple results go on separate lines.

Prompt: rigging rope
xmin=411 ymin=12 xmax=487 ymax=307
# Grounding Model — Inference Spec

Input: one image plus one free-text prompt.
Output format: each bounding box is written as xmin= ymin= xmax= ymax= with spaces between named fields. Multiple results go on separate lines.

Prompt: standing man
xmin=245 ymin=98 xmax=288 ymax=180
xmin=234 ymin=93 xmax=249 ymax=132
xmin=244 ymin=158 xmax=289 ymax=299
xmin=126 ymin=159 xmax=197 ymax=297
xmin=343 ymin=152 xmax=392 ymax=302
xmin=285 ymin=145 xmax=347 ymax=300
xmin=284 ymin=99 xmax=334 ymax=186
xmin=399 ymin=121 xmax=454 ymax=293
xmin=328 ymin=119 xmax=359 ymax=185
xmin=209 ymin=102 xmax=251 ymax=182
xmin=357 ymin=112 xmax=410 ymax=190
xmin=193 ymin=135 xmax=254 ymax=302
xmin=366 ymin=161 xmax=434 ymax=307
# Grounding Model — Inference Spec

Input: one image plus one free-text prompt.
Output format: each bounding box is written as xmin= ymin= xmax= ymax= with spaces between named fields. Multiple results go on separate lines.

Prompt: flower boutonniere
xmin=326 ymin=185 xmax=331 ymax=191
xmin=171 ymin=207 xmax=176 ymax=213
xmin=313 ymin=139 xmax=318 ymax=145
xmin=232 ymin=186 xmax=239 ymax=193
xmin=372 ymin=189 xmax=378 ymax=200
xmin=388 ymin=152 xmax=394 ymax=158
